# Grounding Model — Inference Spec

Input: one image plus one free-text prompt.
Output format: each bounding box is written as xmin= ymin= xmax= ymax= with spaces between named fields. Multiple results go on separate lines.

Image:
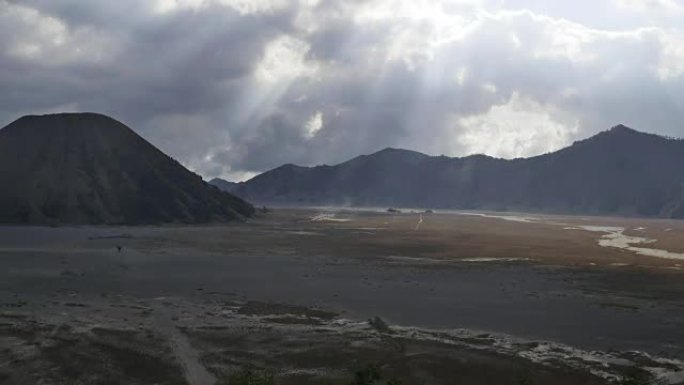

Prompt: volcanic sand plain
xmin=1 ymin=208 xmax=684 ymax=384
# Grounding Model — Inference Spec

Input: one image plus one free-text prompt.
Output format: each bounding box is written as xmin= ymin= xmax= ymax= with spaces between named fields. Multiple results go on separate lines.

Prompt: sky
xmin=1 ymin=0 xmax=684 ymax=181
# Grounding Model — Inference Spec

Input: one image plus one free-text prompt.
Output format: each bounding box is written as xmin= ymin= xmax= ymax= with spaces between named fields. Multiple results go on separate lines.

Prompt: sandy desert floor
xmin=1 ymin=208 xmax=684 ymax=384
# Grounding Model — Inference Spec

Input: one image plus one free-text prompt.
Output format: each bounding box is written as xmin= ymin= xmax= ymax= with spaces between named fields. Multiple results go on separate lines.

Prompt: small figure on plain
xmin=415 ymin=214 xmax=424 ymax=231
xmin=116 ymin=245 xmax=122 ymax=253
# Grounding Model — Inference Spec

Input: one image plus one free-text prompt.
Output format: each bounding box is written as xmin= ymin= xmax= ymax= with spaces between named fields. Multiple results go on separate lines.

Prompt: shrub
xmin=617 ymin=368 xmax=657 ymax=385
xmin=368 ymin=316 xmax=393 ymax=334
xmin=351 ymin=363 xmax=382 ymax=385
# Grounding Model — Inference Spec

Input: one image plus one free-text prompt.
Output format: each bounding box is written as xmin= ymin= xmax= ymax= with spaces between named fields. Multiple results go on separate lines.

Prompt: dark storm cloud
xmin=1 ymin=0 xmax=684 ymax=180
xmin=0 ymin=1 xmax=292 ymax=116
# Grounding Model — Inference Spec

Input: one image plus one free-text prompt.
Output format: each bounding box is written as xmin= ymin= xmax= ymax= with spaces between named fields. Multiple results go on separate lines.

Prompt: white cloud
xmin=153 ymin=0 xmax=203 ymax=13
xmin=0 ymin=1 xmax=116 ymax=64
xmin=656 ymin=31 xmax=684 ymax=80
xmin=152 ymin=0 xmax=288 ymax=15
xmin=612 ymin=0 xmax=684 ymax=13
xmin=303 ymin=111 xmax=323 ymax=139
xmin=254 ymin=35 xmax=317 ymax=84
xmin=457 ymin=93 xmax=578 ymax=158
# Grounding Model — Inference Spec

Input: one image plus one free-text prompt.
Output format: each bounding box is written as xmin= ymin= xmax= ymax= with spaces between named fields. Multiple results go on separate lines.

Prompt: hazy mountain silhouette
xmin=209 ymin=178 xmax=238 ymax=193
xmin=0 ymin=113 xmax=254 ymax=224
xmin=234 ymin=125 xmax=684 ymax=218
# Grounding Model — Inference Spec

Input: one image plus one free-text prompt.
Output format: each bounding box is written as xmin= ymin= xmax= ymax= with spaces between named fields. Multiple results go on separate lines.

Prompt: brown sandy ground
xmin=116 ymin=208 xmax=684 ymax=269
xmin=3 ymin=208 xmax=683 ymax=269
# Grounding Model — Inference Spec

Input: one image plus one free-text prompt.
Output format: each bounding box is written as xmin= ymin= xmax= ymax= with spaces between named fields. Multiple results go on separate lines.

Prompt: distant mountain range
xmin=227 ymin=125 xmax=684 ymax=218
xmin=0 ymin=113 xmax=254 ymax=225
xmin=209 ymin=178 xmax=238 ymax=193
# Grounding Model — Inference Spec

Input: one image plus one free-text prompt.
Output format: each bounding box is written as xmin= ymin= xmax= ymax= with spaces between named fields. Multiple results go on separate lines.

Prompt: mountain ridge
xmin=209 ymin=178 xmax=239 ymax=193
xmin=233 ymin=125 xmax=684 ymax=218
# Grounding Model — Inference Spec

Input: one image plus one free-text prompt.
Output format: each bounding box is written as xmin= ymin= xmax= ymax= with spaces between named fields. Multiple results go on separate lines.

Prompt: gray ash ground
xmin=1 ymin=209 xmax=684 ymax=384
xmin=1 ymin=294 xmax=669 ymax=385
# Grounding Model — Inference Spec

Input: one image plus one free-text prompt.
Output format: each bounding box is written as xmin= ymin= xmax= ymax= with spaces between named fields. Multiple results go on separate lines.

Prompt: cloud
xmin=303 ymin=110 xmax=323 ymax=139
xmin=1 ymin=0 xmax=683 ymax=181
xmin=613 ymin=0 xmax=683 ymax=13
xmin=458 ymin=92 xmax=578 ymax=158
xmin=0 ymin=1 xmax=118 ymax=64
xmin=254 ymin=34 xmax=317 ymax=84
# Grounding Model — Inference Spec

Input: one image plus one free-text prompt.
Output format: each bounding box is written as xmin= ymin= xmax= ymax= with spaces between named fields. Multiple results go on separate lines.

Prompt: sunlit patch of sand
xmin=385 ymin=256 xmax=451 ymax=264
xmin=288 ymin=231 xmax=320 ymax=236
xmin=385 ymin=256 xmax=532 ymax=264
xmin=454 ymin=212 xmax=684 ymax=263
xmin=458 ymin=212 xmax=539 ymax=223
xmin=310 ymin=213 xmax=350 ymax=222
xmin=460 ymin=257 xmax=532 ymax=263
